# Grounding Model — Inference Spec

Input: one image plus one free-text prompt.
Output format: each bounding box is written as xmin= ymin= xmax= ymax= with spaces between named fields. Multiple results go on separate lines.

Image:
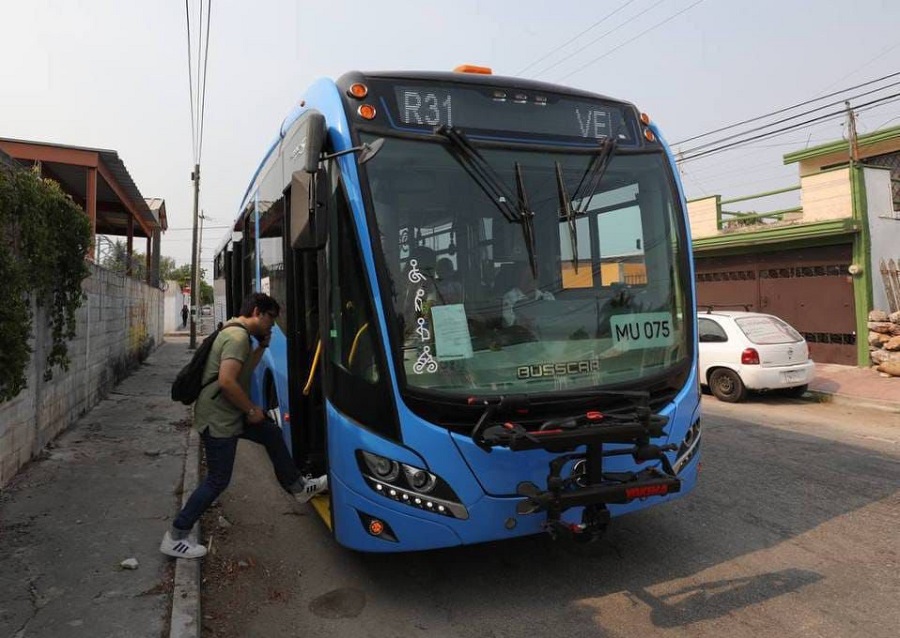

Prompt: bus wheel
xmin=709 ymin=368 xmax=747 ymax=403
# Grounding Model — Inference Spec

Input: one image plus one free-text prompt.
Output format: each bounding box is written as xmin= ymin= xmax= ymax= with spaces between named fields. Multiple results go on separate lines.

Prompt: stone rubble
xmin=868 ymin=309 xmax=900 ymax=376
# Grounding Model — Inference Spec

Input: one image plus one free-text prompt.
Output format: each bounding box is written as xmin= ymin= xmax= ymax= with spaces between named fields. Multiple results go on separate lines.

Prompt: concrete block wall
xmin=0 ymin=262 xmax=164 ymax=487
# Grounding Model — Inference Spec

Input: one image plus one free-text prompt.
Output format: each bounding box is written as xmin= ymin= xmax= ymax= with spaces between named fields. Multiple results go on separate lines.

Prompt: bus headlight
xmin=355 ymin=450 xmax=468 ymax=519
xmin=402 ymin=464 xmax=436 ymax=493
xmin=361 ymin=451 xmax=400 ymax=481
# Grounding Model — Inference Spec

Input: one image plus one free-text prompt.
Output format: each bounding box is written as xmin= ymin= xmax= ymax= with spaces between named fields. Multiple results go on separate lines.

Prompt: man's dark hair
xmin=239 ymin=292 xmax=280 ymax=318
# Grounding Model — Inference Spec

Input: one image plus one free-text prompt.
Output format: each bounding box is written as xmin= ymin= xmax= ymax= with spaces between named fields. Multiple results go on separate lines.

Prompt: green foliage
xmin=167 ymin=263 xmax=214 ymax=304
xmin=0 ymin=166 xmax=91 ymax=401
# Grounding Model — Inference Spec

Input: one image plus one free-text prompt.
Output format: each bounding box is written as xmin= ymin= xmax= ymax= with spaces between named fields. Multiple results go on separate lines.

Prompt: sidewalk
xmin=0 ymin=337 xmax=197 ymax=638
xmin=0 ymin=344 xmax=896 ymax=637
xmin=808 ymin=362 xmax=900 ymax=413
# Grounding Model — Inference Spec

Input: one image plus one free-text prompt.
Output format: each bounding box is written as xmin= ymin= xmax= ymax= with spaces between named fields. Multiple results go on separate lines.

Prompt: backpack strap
xmin=200 ymin=323 xmax=250 ymax=390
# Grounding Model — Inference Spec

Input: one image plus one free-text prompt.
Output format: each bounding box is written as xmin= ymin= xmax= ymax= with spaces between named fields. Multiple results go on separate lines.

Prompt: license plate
xmin=782 ymin=370 xmax=803 ymax=383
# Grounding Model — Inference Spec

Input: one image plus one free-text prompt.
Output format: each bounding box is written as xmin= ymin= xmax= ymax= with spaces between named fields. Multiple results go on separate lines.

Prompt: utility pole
xmin=845 ymin=101 xmax=860 ymax=165
xmin=189 ymin=163 xmax=200 ymax=349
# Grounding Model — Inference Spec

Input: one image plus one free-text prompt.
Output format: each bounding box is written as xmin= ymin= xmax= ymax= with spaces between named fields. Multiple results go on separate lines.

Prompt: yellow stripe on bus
xmin=310 ymin=493 xmax=332 ymax=530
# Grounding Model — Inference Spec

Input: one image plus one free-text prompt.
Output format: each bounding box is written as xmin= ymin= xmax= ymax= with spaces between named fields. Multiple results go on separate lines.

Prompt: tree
xmin=166 ymin=263 xmax=213 ymax=305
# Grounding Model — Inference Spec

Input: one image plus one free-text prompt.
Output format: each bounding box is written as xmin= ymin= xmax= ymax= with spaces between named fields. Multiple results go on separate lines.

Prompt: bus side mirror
xmin=303 ymin=112 xmax=327 ymax=173
xmin=289 ymin=168 xmax=327 ymax=250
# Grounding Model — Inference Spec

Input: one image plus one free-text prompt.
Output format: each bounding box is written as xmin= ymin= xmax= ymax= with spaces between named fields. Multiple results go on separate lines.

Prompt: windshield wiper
xmin=436 ymin=126 xmax=538 ymax=278
xmin=572 ymin=137 xmax=617 ymax=215
xmin=555 ymin=137 xmax=618 ymax=276
xmin=555 ymin=161 xmax=579 ymax=274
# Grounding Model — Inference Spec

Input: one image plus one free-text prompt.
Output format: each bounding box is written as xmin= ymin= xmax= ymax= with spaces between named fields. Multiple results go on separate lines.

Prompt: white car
xmin=697 ymin=310 xmax=815 ymax=402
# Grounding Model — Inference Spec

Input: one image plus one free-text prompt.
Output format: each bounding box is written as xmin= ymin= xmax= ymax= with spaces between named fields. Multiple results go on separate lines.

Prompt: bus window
xmin=325 ymin=169 xmax=395 ymax=435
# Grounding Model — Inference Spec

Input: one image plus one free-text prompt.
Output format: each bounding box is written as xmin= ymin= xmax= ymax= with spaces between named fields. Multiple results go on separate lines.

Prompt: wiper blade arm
xmin=436 ymin=125 xmax=520 ymax=224
xmin=515 ymin=161 xmax=539 ymax=280
xmin=555 ymin=161 xmax=579 ymax=274
xmin=437 ymin=126 xmax=539 ymax=279
xmin=572 ymin=137 xmax=617 ymax=215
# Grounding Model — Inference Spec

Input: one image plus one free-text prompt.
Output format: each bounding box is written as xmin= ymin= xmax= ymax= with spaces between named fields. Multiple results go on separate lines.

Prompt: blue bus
xmin=212 ymin=66 xmax=700 ymax=552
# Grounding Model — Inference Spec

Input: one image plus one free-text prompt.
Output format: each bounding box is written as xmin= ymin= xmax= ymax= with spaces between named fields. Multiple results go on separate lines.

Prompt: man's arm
xmin=217 ymin=357 xmax=264 ymax=424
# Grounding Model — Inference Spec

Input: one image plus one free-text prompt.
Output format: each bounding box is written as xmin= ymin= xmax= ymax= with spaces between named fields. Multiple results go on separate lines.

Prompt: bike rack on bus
xmin=468 ymin=395 xmax=682 ymax=542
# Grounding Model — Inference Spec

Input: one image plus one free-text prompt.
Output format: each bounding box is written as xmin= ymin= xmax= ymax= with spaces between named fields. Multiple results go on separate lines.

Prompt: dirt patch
xmin=199 ymin=503 xmax=298 ymax=637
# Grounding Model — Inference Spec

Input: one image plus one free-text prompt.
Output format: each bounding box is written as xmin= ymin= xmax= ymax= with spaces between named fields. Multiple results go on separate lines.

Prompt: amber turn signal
xmin=348 ymin=83 xmax=368 ymax=99
xmin=358 ymin=104 xmax=377 ymax=120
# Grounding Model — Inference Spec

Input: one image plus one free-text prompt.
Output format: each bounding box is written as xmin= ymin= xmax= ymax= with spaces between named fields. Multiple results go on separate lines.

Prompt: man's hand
xmin=246 ymin=406 xmax=266 ymax=425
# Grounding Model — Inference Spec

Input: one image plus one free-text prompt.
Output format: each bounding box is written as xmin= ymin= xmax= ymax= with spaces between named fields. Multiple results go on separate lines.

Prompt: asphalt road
xmin=201 ymin=396 xmax=900 ymax=638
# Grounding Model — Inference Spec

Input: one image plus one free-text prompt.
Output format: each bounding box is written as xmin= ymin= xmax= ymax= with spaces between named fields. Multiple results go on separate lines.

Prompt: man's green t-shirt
xmin=194 ymin=324 xmax=253 ymax=438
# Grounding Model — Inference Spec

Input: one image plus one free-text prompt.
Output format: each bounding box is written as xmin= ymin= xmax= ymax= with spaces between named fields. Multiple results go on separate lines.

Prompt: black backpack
xmin=170 ymin=324 xmax=249 ymax=405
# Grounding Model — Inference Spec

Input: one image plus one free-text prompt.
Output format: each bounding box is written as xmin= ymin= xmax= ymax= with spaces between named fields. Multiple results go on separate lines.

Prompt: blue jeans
xmin=173 ymin=419 xmax=299 ymax=532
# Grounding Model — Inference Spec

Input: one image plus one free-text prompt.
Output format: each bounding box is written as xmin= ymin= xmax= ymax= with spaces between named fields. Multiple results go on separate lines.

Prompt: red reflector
xmin=741 ymin=348 xmax=760 ymax=365
xmin=625 ymin=484 xmax=669 ymax=499
xmin=586 ymin=411 xmax=603 ymax=421
xmin=368 ymin=519 xmax=385 ymax=536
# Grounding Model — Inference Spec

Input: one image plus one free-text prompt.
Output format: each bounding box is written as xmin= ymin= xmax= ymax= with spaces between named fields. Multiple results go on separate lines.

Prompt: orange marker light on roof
xmin=640 ymin=112 xmax=651 ymax=125
xmin=348 ymin=83 xmax=368 ymax=99
xmin=643 ymin=128 xmax=656 ymax=142
xmin=358 ymin=104 xmax=377 ymax=120
xmin=454 ymin=64 xmax=493 ymax=75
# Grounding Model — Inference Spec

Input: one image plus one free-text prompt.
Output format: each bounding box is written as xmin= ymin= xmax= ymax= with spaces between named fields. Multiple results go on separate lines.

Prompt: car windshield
xmin=735 ymin=315 xmax=803 ymax=344
xmin=362 ymin=133 xmax=691 ymax=396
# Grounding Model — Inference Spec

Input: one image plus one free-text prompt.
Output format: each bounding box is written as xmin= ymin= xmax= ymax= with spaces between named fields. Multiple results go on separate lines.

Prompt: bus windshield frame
xmin=354 ymin=126 xmax=694 ymax=404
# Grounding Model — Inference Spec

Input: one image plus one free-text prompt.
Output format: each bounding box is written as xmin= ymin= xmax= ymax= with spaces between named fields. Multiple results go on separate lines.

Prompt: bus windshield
xmin=362 ymin=133 xmax=690 ymax=397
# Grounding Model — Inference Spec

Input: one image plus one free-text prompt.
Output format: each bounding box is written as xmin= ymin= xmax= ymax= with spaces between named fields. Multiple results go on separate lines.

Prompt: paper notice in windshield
xmin=610 ymin=312 xmax=674 ymax=350
xmin=431 ymin=304 xmax=474 ymax=361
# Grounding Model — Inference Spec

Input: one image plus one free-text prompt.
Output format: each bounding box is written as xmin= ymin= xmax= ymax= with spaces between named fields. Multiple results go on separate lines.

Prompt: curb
xmin=807 ymin=390 xmax=900 ymax=414
xmin=169 ymin=428 xmax=202 ymax=638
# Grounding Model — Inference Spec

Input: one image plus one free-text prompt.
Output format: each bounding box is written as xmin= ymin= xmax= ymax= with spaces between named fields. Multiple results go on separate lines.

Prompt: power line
xmin=678 ymin=91 xmax=900 ymax=162
xmin=678 ymin=79 xmax=900 ymax=156
xmin=557 ymin=0 xmax=705 ymax=82
xmin=184 ymin=0 xmax=196 ymax=164
xmin=674 ymin=70 xmax=900 ymax=146
xmin=516 ymin=0 xmax=644 ymax=77
xmin=198 ymin=1 xmax=212 ymax=164
xmin=533 ymin=0 xmax=666 ymax=79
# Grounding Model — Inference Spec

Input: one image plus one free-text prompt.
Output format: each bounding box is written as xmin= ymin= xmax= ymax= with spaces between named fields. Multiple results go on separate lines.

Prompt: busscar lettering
xmin=516 ymin=358 xmax=600 ymax=380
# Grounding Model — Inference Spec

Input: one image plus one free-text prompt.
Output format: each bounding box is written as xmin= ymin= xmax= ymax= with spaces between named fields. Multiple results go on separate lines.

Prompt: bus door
xmin=285 ymin=168 xmax=327 ymax=473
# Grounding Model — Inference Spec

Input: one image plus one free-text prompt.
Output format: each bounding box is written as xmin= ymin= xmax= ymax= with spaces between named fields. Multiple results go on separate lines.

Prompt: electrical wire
xmin=184 ymin=0 xmax=196 ymax=164
xmin=678 ymin=91 xmax=900 ymax=162
xmin=516 ymin=0 xmax=639 ymax=76
xmin=557 ymin=0 xmax=705 ymax=82
xmin=679 ymin=80 xmax=900 ymax=156
xmin=532 ymin=0 xmax=665 ymax=79
xmin=674 ymin=70 xmax=900 ymax=146
xmin=198 ymin=1 xmax=212 ymax=164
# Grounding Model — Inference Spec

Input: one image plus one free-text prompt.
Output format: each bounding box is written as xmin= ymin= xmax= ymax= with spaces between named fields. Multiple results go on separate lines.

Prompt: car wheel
xmin=781 ymin=384 xmax=808 ymax=398
xmin=709 ymin=368 xmax=747 ymax=403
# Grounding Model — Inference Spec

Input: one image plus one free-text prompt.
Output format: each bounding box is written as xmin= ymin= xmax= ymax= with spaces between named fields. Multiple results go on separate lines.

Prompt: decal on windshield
xmin=609 ymin=312 xmax=674 ymax=350
xmin=517 ymin=358 xmax=600 ymax=379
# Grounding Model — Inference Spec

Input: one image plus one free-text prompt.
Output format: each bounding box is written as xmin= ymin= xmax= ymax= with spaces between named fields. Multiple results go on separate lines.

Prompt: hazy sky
xmin=2 ymin=0 xmax=898 ymax=272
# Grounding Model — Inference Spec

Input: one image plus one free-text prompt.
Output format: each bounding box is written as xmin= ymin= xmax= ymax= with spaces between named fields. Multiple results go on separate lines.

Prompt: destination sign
xmin=389 ymin=85 xmax=638 ymax=144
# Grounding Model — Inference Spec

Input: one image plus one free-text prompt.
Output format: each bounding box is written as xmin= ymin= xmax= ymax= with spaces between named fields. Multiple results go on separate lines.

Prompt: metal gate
xmin=695 ymin=244 xmax=856 ymax=364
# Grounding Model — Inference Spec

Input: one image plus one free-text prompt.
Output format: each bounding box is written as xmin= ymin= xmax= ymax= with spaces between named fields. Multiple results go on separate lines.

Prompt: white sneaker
xmin=294 ymin=475 xmax=328 ymax=504
xmin=160 ymin=531 xmax=207 ymax=559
